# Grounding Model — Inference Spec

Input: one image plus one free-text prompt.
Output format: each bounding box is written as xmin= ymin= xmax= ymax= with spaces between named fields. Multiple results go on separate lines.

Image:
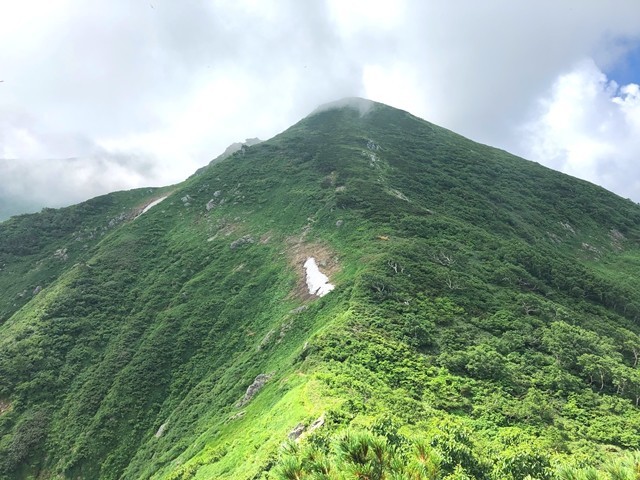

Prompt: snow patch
xmin=304 ymin=257 xmax=335 ymax=297
xmin=141 ymin=196 xmax=167 ymax=215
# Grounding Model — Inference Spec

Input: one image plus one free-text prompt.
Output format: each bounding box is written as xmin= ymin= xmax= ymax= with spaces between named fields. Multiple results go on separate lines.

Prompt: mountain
xmin=1 ymin=98 xmax=640 ymax=479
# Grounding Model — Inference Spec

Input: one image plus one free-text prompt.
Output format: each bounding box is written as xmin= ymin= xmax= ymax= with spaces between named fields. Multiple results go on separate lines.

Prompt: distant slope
xmin=1 ymin=99 xmax=640 ymax=479
xmin=0 ymin=187 xmax=174 ymax=323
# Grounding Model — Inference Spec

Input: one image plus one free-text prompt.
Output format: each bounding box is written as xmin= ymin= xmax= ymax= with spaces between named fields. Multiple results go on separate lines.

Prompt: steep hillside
xmin=1 ymin=99 xmax=640 ymax=479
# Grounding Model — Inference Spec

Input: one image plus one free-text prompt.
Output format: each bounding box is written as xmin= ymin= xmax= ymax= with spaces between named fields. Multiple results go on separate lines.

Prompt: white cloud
xmin=2 ymin=0 xmax=640 ymax=218
xmin=0 ymin=155 xmax=153 ymax=216
xmin=326 ymin=0 xmax=407 ymax=36
xmin=523 ymin=59 xmax=640 ymax=201
xmin=362 ymin=63 xmax=427 ymax=117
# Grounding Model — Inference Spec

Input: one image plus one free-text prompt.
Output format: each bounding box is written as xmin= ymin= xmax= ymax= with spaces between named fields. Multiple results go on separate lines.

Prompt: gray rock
xmin=288 ymin=423 xmax=305 ymax=441
xmin=108 ymin=212 xmax=129 ymax=228
xmin=308 ymin=414 xmax=325 ymax=434
xmin=236 ymin=373 xmax=272 ymax=407
xmin=53 ymin=248 xmax=68 ymax=261
xmin=206 ymin=199 xmax=216 ymax=211
xmin=230 ymin=235 xmax=254 ymax=250
xmin=336 ymin=220 xmax=344 ymax=228
xmin=32 ymin=286 xmax=42 ymax=295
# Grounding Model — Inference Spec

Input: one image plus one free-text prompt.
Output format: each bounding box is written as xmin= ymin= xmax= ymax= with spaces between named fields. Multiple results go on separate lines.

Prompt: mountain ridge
xmin=1 ymin=99 xmax=640 ymax=479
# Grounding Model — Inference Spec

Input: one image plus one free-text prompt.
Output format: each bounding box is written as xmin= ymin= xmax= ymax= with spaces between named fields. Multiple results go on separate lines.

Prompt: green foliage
xmin=273 ymin=430 xmax=442 ymax=480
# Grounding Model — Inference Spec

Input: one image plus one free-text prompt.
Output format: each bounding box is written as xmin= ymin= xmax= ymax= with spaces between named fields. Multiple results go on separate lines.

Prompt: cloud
xmin=0 ymin=113 xmax=161 ymax=220
xmin=0 ymin=153 xmax=156 ymax=220
xmin=356 ymin=2 xmax=640 ymax=146
xmin=0 ymin=0 xmax=366 ymax=218
xmin=522 ymin=59 xmax=640 ymax=201
xmin=2 ymin=0 xmax=640 ymax=219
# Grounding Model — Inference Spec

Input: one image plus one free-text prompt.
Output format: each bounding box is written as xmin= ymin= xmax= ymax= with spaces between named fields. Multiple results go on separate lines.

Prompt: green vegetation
xmin=1 ymin=99 xmax=640 ymax=479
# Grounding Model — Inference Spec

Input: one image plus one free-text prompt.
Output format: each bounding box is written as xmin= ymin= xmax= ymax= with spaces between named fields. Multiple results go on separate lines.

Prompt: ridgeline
xmin=1 ymin=99 xmax=640 ymax=479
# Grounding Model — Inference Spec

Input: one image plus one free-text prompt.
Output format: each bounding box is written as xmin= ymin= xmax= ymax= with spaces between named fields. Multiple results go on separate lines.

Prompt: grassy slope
xmin=0 ymin=187 xmax=176 ymax=323
xmin=0 ymin=101 xmax=639 ymax=479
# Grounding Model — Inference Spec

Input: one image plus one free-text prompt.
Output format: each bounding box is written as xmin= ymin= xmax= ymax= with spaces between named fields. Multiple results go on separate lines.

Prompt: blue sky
xmin=607 ymin=41 xmax=640 ymax=85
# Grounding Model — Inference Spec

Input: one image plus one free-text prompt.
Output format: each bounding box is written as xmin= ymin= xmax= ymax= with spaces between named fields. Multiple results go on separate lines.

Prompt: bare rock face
xmin=287 ymin=414 xmax=325 ymax=443
xmin=236 ymin=373 xmax=272 ymax=407
xmin=288 ymin=423 xmax=305 ymax=441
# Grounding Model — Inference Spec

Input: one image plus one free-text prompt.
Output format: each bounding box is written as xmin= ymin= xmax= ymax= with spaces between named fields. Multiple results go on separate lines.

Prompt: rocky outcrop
xmin=236 ymin=373 xmax=272 ymax=407
xmin=287 ymin=414 xmax=325 ymax=443
xmin=206 ymin=192 xmax=225 ymax=212
xmin=53 ymin=248 xmax=68 ymax=261
xmin=230 ymin=235 xmax=254 ymax=250
xmin=288 ymin=423 xmax=305 ymax=441
xmin=194 ymin=138 xmax=264 ymax=175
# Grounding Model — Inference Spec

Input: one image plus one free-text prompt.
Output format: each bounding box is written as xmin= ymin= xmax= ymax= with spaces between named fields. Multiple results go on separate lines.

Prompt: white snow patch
xmin=304 ymin=257 xmax=335 ymax=297
xmin=140 ymin=196 xmax=167 ymax=215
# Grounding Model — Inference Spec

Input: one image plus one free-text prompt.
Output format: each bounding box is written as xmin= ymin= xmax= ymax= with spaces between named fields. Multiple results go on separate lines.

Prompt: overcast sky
xmin=1 ymin=1 xmax=640 ymax=219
